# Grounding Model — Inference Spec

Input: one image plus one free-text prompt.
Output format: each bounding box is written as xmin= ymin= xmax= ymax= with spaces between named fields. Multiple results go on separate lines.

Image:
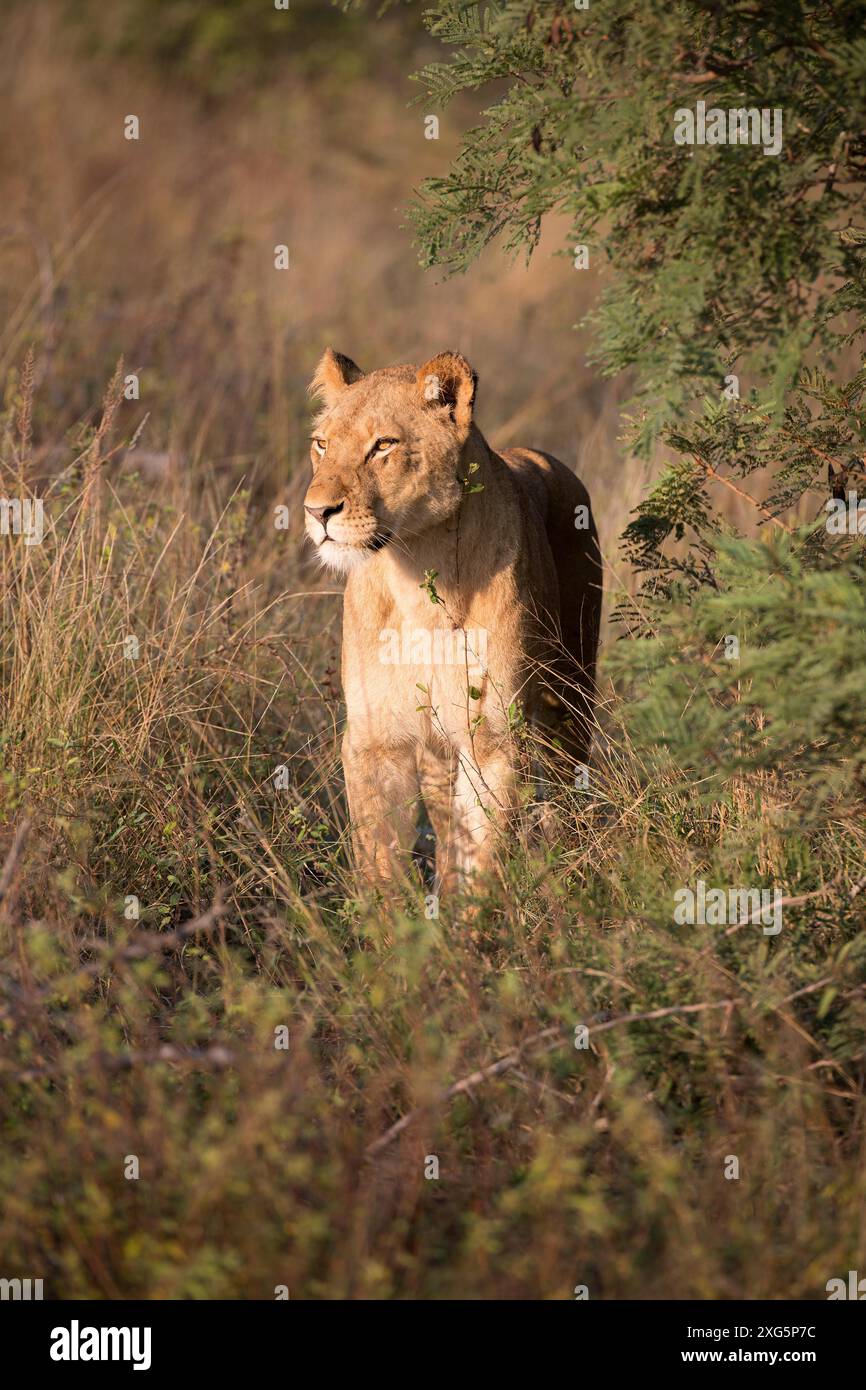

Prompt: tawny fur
xmin=304 ymin=348 xmax=602 ymax=893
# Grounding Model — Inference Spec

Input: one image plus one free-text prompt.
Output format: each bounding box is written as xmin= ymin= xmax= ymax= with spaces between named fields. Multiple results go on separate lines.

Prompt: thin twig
xmin=0 ymin=817 xmax=31 ymax=909
xmin=722 ymin=870 xmax=866 ymax=935
xmin=10 ymin=1044 xmax=236 ymax=1084
xmin=366 ymin=1001 xmax=736 ymax=1159
xmin=692 ymin=454 xmax=793 ymax=533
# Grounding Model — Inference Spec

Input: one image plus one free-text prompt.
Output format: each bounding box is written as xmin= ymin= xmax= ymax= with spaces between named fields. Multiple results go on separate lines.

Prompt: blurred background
xmin=0 ymin=0 xmax=644 ymax=596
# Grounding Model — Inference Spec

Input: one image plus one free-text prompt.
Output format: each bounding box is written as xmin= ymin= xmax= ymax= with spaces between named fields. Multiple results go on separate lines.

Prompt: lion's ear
xmin=416 ymin=352 xmax=477 ymax=440
xmin=309 ymin=349 xmax=364 ymax=407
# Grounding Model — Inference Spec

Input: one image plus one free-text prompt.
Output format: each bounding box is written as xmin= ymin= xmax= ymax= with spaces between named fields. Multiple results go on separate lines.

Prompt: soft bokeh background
xmin=0 ymin=0 xmax=646 ymax=603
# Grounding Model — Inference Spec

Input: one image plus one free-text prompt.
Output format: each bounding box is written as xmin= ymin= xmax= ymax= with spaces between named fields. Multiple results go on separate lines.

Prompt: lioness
xmin=304 ymin=349 xmax=601 ymax=892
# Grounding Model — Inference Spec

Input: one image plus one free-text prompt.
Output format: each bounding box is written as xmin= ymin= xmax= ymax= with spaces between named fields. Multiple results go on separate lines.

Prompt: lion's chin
xmin=315 ymin=538 xmax=377 ymax=575
xmin=313 ymin=527 xmax=393 ymax=574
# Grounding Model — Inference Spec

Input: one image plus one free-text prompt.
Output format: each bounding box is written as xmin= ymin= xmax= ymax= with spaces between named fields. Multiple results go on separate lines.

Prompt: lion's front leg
xmin=438 ymin=743 xmax=519 ymax=894
xmin=342 ymin=736 xmax=420 ymax=887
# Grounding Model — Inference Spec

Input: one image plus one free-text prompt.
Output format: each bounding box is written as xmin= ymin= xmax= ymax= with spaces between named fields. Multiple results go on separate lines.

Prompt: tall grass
xmin=2 ymin=363 xmax=865 ymax=1298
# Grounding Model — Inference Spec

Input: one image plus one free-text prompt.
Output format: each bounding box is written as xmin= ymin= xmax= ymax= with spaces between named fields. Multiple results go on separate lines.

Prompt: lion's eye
xmin=373 ymin=438 xmax=398 ymax=454
xmin=312 ymin=439 xmax=327 ymax=456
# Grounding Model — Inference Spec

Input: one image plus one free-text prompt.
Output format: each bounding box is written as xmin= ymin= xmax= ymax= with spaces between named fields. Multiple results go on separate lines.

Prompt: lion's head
xmin=303 ymin=348 xmax=478 ymax=574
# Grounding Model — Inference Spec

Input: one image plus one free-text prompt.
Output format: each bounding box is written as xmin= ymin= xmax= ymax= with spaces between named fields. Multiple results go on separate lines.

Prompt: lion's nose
xmin=305 ymin=501 xmax=345 ymax=527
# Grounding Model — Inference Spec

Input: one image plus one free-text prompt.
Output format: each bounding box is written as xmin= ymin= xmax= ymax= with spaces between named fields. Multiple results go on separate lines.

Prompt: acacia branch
xmin=691 ymin=454 xmax=793 ymax=533
xmin=366 ymin=1001 xmax=735 ymax=1159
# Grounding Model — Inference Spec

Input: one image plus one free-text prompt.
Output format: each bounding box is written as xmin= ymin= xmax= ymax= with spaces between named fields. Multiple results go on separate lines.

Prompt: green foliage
xmin=612 ymin=533 xmax=866 ymax=814
xmin=404 ymin=25 xmax=866 ymax=1290
xmin=620 ymin=345 xmax=866 ymax=604
xmin=410 ymin=6 xmax=866 ymax=861
xmin=409 ymin=0 xmax=866 ymax=449
xmin=58 ymin=0 xmax=416 ymax=97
